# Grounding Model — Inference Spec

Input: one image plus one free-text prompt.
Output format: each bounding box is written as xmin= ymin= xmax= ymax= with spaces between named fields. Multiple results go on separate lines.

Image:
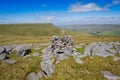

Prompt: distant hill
xmin=0 ymin=23 xmax=61 ymax=36
xmin=0 ymin=23 xmax=91 ymax=45
xmin=59 ymin=24 xmax=120 ymax=36
xmin=0 ymin=23 xmax=90 ymax=37
xmin=0 ymin=23 xmax=119 ymax=45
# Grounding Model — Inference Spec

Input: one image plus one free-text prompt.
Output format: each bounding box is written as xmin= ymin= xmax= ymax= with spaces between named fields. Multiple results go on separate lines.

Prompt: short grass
xmin=0 ymin=23 xmax=91 ymax=46
xmin=44 ymin=56 xmax=120 ymax=80
xmin=76 ymin=46 xmax=85 ymax=54
xmin=0 ymin=46 xmax=45 ymax=80
xmin=0 ymin=56 xmax=41 ymax=80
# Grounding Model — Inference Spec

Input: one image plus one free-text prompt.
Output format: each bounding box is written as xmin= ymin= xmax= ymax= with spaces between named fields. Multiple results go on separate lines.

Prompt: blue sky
xmin=0 ymin=0 xmax=120 ymax=25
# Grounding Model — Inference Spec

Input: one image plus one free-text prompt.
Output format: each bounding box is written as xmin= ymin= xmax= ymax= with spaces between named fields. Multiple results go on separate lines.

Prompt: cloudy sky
xmin=0 ymin=0 xmax=120 ymax=25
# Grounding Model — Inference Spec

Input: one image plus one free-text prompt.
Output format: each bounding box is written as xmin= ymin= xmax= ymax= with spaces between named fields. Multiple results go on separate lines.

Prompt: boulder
xmin=26 ymin=72 xmax=39 ymax=80
xmin=84 ymin=42 xmax=117 ymax=57
xmin=0 ymin=53 xmax=6 ymax=61
xmin=41 ymin=59 xmax=55 ymax=77
xmin=3 ymin=45 xmax=15 ymax=54
xmin=113 ymin=57 xmax=120 ymax=61
xmin=101 ymin=71 xmax=120 ymax=80
xmin=74 ymin=57 xmax=83 ymax=64
xmin=115 ymin=45 xmax=120 ymax=54
xmin=37 ymin=71 xmax=43 ymax=79
xmin=14 ymin=44 xmax=32 ymax=56
xmin=0 ymin=47 xmax=5 ymax=54
xmin=0 ymin=53 xmax=7 ymax=61
xmin=2 ymin=59 xmax=16 ymax=64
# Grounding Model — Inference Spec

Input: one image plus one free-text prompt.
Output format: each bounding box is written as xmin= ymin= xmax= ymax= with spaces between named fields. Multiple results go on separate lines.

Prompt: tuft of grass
xmin=76 ymin=46 xmax=86 ymax=54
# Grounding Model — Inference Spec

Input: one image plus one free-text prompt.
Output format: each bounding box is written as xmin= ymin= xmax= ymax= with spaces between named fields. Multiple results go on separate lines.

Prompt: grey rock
xmin=41 ymin=59 xmax=55 ymax=77
xmin=101 ymin=71 xmax=120 ymax=80
xmin=115 ymin=46 xmax=120 ymax=54
xmin=72 ymin=52 xmax=84 ymax=64
xmin=2 ymin=59 xmax=16 ymax=64
xmin=0 ymin=47 xmax=4 ymax=54
xmin=114 ymin=42 xmax=120 ymax=45
xmin=74 ymin=57 xmax=83 ymax=64
xmin=14 ymin=44 xmax=32 ymax=56
xmin=84 ymin=42 xmax=96 ymax=56
xmin=0 ymin=53 xmax=7 ymax=61
xmin=57 ymin=53 xmax=68 ymax=61
xmin=113 ymin=57 xmax=120 ymax=61
xmin=37 ymin=71 xmax=43 ymax=79
xmin=42 ymin=53 xmax=53 ymax=60
xmin=32 ymin=52 xmax=39 ymax=57
xmin=3 ymin=45 xmax=15 ymax=53
xmin=26 ymin=72 xmax=39 ymax=80
xmin=84 ymin=42 xmax=117 ymax=57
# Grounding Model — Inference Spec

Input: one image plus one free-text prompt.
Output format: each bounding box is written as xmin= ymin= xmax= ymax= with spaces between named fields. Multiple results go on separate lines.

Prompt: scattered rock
xmin=113 ymin=57 xmax=120 ymax=61
xmin=41 ymin=59 xmax=55 ymax=77
xmin=101 ymin=71 xmax=120 ymax=80
xmin=0 ymin=47 xmax=5 ymax=54
xmin=84 ymin=42 xmax=117 ymax=57
xmin=37 ymin=71 xmax=43 ymax=79
xmin=74 ymin=57 xmax=83 ymax=64
xmin=72 ymin=52 xmax=83 ymax=64
xmin=3 ymin=45 xmax=15 ymax=54
xmin=26 ymin=72 xmax=39 ymax=80
xmin=0 ymin=53 xmax=7 ymax=61
xmin=115 ymin=45 xmax=120 ymax=54
xmin=2 ymin=59 xmax=16 ymax=64
xmin=14 ymin=44 xmax=32 ymax=56
xmin=32 ymin=52 xmax=39 ymax=57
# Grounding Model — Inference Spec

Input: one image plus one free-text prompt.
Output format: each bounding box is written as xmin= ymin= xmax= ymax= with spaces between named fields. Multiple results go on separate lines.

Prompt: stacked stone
xmin=51 ymin=36 xmax=73 ymax=60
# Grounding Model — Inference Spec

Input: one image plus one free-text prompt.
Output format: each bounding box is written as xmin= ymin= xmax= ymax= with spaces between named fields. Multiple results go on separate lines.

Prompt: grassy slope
xmin=0 ymin=23 xmax=90 ymax=45
xmin=0 ymin=23 xmax=120 ymax=45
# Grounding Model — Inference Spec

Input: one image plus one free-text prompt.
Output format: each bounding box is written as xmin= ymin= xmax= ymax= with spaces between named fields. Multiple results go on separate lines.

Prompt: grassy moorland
xmin=0 ymin=23 xmax=120 ymax=80
xmin=0 ymin=23 xmax=120 ymax=45
xmin=43 ymin=56 xmax=120 ymax=80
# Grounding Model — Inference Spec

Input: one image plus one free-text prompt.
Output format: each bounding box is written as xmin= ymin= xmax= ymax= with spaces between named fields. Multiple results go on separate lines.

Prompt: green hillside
xmin=0 ymin=23 xmax=120 ymax=45
xmin=0 ymin=23 xmax=61 ymax=36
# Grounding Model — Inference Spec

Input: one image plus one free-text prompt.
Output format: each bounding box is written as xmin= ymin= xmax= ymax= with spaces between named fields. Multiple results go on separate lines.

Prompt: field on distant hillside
xmin=60 ymin=24 xmax=120 ymax=36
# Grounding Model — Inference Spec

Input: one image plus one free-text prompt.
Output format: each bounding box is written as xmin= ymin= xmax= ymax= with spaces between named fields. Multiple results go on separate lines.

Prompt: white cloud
xmin=112 ymin=0 xmax=120 ymax=5
xmin=55 ymin=17 xmax=120 ymax=25
xmin=40 ymin=16 xmax=55 ymax=22
xmin=69 ymin=0 xmax=120 ymax=12
xmin=69 ymin=3 xmax=102 ymax=12
xmin=104 ymin=0 xmax=120 ymax=10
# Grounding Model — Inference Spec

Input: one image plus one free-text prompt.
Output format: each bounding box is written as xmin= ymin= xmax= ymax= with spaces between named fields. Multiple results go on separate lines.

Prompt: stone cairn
xmin=27 ymin=36 xmax=83 ymax=80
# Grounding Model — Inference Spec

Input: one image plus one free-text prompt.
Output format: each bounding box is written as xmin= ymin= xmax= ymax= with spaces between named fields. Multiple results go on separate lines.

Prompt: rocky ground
xmin=0 ymin=36 xmax=120 ymax=80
